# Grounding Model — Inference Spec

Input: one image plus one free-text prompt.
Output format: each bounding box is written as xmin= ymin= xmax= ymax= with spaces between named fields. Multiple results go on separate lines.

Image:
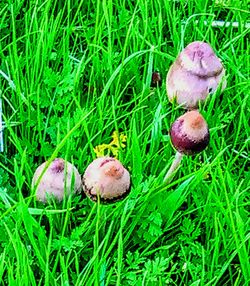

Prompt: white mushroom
xmin=32 ymin=158 xmax=82 ymax=203
xmin=166 ymin=41 xmax=226 ymax=109
xmin=82 ymin=157 xmax=131 ymax=203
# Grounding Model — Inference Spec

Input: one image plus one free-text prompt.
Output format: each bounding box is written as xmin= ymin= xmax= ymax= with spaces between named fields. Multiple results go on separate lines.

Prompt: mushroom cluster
xmin=166 ymin=41 xmax=226 ymax=109
xmin=32 ymin=157 xmax=131 ymax=204
xmin=164 ymin=41 xmax=225 ymax=181
xmin=31 ymin=40 xmax=225 ymax=205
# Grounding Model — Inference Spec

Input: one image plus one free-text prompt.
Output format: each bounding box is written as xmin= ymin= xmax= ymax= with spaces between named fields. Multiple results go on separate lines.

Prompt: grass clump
xmin=0 ymin=0 xmax=249 ymax=285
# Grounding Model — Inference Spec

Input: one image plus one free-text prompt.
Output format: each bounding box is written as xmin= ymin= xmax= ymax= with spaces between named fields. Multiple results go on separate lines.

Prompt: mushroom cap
xmin=166 ymin=41 xmax=226 ymax=109
xmin=178 ymin=41 xmax=223 ymax=77
xmin=32 ymin=158 xmax=82 ymax=203
xmin=170 ymin=110 xmax=210 ymax=155
xmin=82 ymin=157 xmax=131 ymax=203
xmin=151 ymin=71 xmax=162 ymax=87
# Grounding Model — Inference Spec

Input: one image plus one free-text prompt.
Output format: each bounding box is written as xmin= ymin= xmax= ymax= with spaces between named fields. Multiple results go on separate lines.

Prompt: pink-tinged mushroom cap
xmin=166 ymin=41 xmax=226 ymax=109
xmin=82 ymin=157 xmax=131 ymax=203
xmin=178 ymin=41 xmax=223 ymax=77
xmin=32 ymin=158 xmax=82 ymax=203
xmin=170 ymin=110 xmax=210 ymax=155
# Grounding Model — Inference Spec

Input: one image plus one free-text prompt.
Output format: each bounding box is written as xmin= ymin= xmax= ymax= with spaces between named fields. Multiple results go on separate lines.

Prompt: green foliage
xmin=0 ymin=0 xmax=249 ymax=285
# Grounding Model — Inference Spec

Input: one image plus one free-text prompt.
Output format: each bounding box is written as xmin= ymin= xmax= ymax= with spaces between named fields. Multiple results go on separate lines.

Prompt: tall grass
xmin=0 ymin=0 xmax=249 ymax=285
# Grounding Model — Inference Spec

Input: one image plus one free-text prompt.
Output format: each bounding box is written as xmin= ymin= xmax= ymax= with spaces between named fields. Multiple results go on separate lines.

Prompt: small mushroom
xmin=164 ymin=110 xmax=210 ymax=182
xmin=82 ymin=157 xmax=131 ymax=203
xmin=166 ymin=41 xmax=226 ymax=109
xmin=32 ymin=158 xmax=82 ymax=203
xmin=151 ymin=71 xmax=162 ymax=87
xmin=170 ymin=110 xmax=210 ymax=155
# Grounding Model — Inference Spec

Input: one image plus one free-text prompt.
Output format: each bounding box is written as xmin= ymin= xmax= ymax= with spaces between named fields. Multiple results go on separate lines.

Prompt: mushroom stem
xmin=163 ymin=152 xmax=184 ymax=183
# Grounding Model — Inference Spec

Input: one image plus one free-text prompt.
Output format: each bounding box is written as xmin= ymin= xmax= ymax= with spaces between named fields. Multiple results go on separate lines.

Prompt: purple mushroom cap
xmin=170 ymin=110 xmax=210 ymax=155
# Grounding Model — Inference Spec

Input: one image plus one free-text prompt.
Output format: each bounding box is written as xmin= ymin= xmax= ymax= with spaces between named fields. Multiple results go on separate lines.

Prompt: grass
xmin=0 ymin=0 xmax=249 ymax=285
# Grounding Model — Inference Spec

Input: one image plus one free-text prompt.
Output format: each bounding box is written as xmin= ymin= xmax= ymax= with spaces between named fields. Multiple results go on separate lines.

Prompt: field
xmin=0 ymin=0 xmax=249 ymax=285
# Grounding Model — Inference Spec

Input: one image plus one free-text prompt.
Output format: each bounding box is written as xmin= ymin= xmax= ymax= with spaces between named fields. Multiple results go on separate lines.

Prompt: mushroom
xmin=151 ymin=71 xmax=162 ymax=87
xmin=166 ymin=41 xmax=226 ymax=109
xmin=32 ymin=158 xmax=82 ymax=203
xmin=82 ymin=157 xmax=131 ymax=203
xmin=164 ymin=110 xmax=210 ymax=182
